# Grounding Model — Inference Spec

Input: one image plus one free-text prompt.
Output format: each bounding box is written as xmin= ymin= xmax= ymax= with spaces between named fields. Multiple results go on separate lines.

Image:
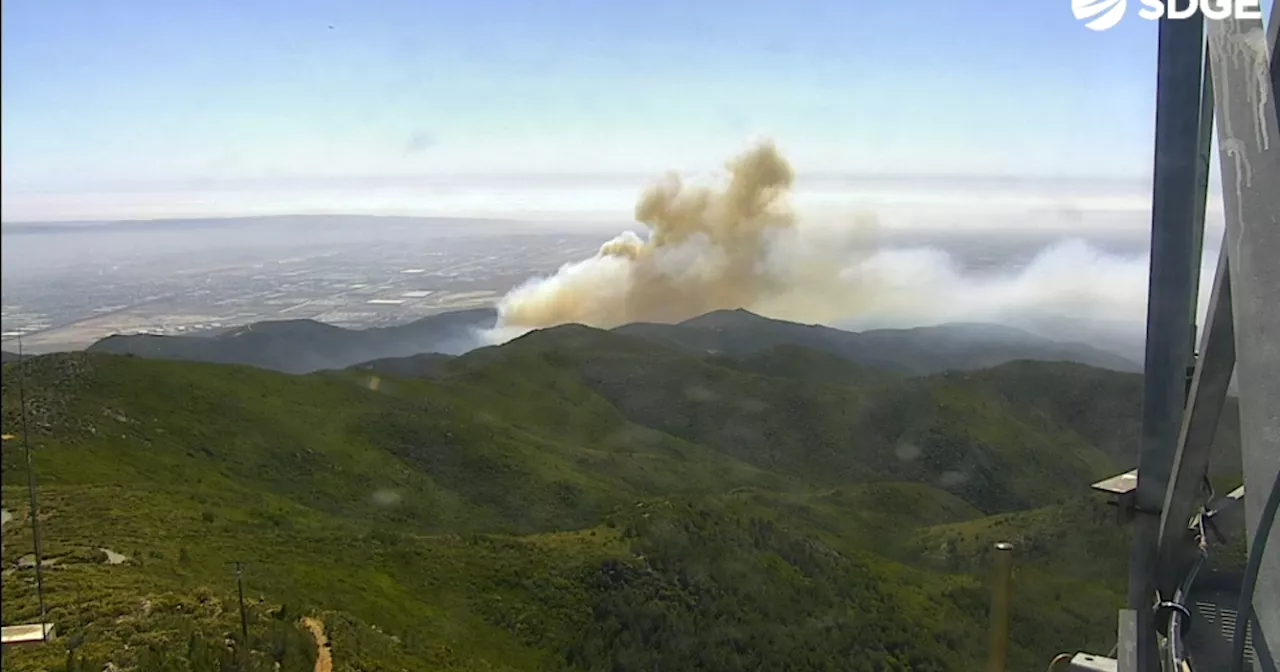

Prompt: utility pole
xmin=231 ymin=561 xmax=249 ymax=640
xmin=17 ymin=339 xmax=49 ymax=638
xmin=986 ymin=542 xmax=1014 ymax=672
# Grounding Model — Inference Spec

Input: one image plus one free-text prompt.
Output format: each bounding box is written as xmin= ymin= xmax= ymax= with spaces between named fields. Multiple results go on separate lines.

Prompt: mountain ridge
xmin=87 ymin=307 xmax=497 ymax=374
xmin=620 ymin=308 xmax=1141 ymax=375
xmin=82 ymin=306 xmax=1141 ymax=378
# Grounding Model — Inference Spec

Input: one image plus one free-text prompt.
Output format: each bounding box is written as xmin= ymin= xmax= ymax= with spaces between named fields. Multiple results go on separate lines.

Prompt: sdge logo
xmin=1072 ymin=0 xmax=1264 ymax=31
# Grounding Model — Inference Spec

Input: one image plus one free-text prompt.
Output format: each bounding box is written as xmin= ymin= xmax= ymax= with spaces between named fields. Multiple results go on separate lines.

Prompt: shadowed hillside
xmin=383 ymin=324 xmax=1132 ymax=512
xmin=83 ymin=306 xmax=1139 ymax=379
xmin=616 ymin=309 xmax=1141 ymax=374
xmin=85 ymin=308 xmax=496 ymax=374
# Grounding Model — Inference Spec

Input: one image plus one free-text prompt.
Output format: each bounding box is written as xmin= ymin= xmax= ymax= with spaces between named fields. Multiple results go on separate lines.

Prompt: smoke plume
xmin=493 ymin=141 xmax=883 ymax=334
xmin=488 ymin=141 xmax=1214 ymax=356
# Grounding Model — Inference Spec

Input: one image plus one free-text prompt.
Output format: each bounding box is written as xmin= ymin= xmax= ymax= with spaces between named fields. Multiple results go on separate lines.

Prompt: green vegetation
xmin=615 ymin=309 xmax=1141 ymax=375
xmin=2 ymin=325 xmax=1235 ymax=671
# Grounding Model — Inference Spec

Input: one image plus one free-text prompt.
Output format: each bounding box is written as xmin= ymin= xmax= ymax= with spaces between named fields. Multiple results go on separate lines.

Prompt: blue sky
xmin=2 ymin=0 xmax=1271 ymax=220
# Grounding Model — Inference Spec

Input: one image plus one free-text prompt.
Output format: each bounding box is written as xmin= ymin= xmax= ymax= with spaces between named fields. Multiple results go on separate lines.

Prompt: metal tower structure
xmin=1077 ymin=4 xmax=1279 ymax=672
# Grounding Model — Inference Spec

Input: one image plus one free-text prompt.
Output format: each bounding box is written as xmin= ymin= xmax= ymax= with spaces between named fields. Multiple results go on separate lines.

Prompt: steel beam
xmin=1154 ymin=35 xmax=1229 ymax=600
xmin=1156 ymin=233 xmax=1235 ymax=597
xmin=1118 ymin=609 xmax=1137 ymax=672
xmin=1127 ymin=11 xmax=1206 ymax=672
xmin=1189 ymin=42 xmax=1216 ymax=339
xmin=1206 ymin=4 xmax=1280 ymax=666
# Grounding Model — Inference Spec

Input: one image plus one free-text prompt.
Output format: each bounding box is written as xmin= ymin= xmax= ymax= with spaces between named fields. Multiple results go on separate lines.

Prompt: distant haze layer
xmin=1 ymin=166 xmax=1223 ymax=231
xmin=2 ymin=144 xmax=1225 ymax=365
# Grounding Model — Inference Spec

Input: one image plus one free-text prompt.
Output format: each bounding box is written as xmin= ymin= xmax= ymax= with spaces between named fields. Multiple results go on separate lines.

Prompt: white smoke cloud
xmin=826 ymin=240 xmax=1217 ymax=360
xmin=826 ymin=239 xmax=1147 ymax=329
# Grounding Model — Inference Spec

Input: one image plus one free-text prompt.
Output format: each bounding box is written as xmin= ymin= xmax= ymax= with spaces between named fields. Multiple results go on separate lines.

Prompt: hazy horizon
xmin=0 ymin=172 xmax=1230 ymax=233
xmin=5 ymin=0 xmax=1271 ymax=222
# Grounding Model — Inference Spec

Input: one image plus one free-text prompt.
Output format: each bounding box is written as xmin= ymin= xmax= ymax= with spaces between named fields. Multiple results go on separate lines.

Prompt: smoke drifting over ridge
xmin=488 ymin=141 xmax=1215 ymax=354
xmin=493 ymin=142 xmax=887 ymax=335
xmin=495 ymin=142 xmax=801 ymax=330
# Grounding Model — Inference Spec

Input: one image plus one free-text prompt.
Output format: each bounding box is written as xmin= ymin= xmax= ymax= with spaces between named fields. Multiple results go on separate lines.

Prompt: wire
xmin=1047 ymin=653 xmax=1074 ymax=671
xmin=1231 ymin=466 xmax=1280 ymax=672
xmin=1167 ymin=548 xmax=1206 ymax=670
xmin=1165 ymin=511 xmax=1209 ymax=672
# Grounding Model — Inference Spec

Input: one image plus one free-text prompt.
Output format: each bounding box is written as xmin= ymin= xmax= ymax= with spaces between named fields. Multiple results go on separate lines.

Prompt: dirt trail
xmin=302 ymin=617 xmax=333 ymax=672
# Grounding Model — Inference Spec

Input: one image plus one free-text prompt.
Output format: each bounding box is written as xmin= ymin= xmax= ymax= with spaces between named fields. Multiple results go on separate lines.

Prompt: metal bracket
xmin=1066 ymin=653 xmax=1119 ymax=671
xmin=1093 ymin=469 xmax=1164 ymax=524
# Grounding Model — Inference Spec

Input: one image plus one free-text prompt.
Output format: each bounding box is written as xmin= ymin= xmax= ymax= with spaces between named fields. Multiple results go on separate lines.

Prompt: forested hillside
xmin=2 ymin=323 xmax=1225 ymax=671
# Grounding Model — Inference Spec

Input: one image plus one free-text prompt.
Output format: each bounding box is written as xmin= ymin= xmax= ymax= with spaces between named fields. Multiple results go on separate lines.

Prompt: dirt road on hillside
xmin=302 ymin=617 xmax=332 ymax=672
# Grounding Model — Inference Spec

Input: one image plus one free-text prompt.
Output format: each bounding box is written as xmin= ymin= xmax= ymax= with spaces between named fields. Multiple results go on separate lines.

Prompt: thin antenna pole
xmin=232 ymin=561 xmax=249 ymax=639
xmin=987 ymin=542 xmax=1015 ymax=672
xmin=17 ymin=338 xmax=49 ymax=637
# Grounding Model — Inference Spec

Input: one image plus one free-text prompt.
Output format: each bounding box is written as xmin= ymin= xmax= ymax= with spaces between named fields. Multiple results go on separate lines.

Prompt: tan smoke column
xmin=494 ymin=140 xmax=879 ymax=331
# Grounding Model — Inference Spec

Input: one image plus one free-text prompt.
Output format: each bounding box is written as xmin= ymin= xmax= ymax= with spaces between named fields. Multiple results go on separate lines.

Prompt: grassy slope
xmin=959 ymin=360 xmax=1243 ymax=480
xmin=0 ymin=333 xmax=1165 ymax=671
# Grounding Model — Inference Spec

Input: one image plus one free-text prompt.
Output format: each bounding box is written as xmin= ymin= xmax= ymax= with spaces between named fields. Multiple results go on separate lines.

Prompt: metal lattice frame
xmin=1077 ymin=6 xmax=1278 ymax=672
xmin=1208 ymin=5 xmax=1280 ymax=669
xmin=1108 ymin=5 xmax=1280 ymax=672
xmin=1126 ymin=11 xmax=1208 ymax=669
